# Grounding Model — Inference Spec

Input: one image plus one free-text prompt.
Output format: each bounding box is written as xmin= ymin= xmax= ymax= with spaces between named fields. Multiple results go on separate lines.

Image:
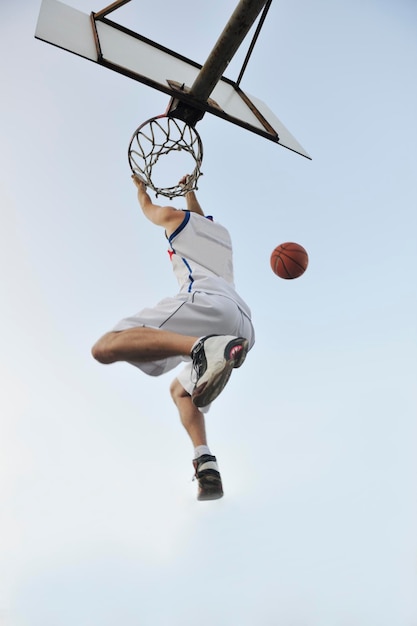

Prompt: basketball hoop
xmin=128 ymin=115 xmax=203 ymax=199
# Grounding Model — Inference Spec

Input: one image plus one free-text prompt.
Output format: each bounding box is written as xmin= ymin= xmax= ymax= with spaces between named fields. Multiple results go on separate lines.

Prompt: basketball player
xmin=91 ymin=174 xmax=255 ymax=500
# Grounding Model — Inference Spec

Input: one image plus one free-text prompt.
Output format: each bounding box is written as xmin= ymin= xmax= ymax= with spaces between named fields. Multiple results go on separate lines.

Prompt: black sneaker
xmin=193 ymin=454 xmax=224 ymax=501
xmin=191 ymin=335 xmax=248 ymax=408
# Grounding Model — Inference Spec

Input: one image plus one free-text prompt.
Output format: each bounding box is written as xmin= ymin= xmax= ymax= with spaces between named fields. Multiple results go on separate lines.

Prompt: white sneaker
xmin=191 ymin=335 xmax=248 ymax=408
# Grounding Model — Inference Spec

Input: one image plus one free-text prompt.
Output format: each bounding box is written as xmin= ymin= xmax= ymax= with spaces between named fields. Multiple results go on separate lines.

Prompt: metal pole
xmin=94 ymin=0 xmax=131 ymax=20
xmin=189 ymin=0 xmax=269 ymax=102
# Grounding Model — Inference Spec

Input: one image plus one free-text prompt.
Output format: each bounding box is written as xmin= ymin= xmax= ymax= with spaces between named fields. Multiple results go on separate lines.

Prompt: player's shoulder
xmin=157 ymin=206 xmax=186 ymax=236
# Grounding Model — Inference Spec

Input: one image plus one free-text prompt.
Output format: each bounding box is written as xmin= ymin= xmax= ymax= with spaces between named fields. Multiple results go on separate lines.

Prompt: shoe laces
xmin=191 ymin=340 xmax=205 ymax=383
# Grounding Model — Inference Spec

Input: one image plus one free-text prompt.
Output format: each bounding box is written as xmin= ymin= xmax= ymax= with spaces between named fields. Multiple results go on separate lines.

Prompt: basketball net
xmin=128 ymin=115 xmax=203 ymax=198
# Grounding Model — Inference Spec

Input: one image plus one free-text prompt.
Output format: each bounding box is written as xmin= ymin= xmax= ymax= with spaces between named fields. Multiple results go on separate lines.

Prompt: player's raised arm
xmin=179 ymin=174 xmax=205 ymax=216
xmin=132 ymin=174 xmax=184 ymax=234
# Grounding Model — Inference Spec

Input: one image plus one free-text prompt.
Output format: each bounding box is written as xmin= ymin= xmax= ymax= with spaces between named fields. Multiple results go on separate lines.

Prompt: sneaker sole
xmin=197 ymin=475 xmax=224 ymax=501
xmin=192 ymin=338 xmax=249 ymax=408
xmin=198 ymin=488 xmax=224 ymax=501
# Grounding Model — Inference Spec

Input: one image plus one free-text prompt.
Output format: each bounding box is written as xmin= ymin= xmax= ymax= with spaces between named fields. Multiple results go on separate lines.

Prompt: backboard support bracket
xmin=166 ymin=81 xmax=223 ymax=127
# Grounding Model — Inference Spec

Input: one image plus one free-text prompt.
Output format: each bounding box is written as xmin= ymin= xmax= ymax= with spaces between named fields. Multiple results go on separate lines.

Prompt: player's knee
xmin=170 ymin=378 xmax=180 ymax=404
xmin=170 ymin=378 xmax=189 ymax=405
xmin=91 ymin=334 xmax=116 ymax=364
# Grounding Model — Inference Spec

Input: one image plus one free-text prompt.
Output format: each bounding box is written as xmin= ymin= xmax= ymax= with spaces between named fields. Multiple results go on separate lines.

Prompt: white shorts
xmin=112 ymin=290 xmax=255 ymax=406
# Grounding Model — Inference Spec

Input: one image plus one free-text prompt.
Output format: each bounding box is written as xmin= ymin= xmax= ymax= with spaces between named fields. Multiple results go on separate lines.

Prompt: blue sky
xmin=1 ymin=1 xmax=416 ymax=624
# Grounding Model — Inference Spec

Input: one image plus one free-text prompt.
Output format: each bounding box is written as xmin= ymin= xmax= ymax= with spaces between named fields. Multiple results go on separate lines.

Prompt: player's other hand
xmin=178 ymin=174 xmax=190 ymax=187
xmin=131 ymin=173 xmax=146 ymax=190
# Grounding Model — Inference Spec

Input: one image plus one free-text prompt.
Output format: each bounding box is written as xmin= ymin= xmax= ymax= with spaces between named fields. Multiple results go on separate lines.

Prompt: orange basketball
xmin=270 ymin=242 xmax=309 ymax=279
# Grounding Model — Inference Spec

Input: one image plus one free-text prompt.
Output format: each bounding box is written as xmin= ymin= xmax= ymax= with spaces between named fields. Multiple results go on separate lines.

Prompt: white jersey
xmin=167 ymin=211 xmax=251 ymax=316
xmin=112 ymin=209 xmax=255 ymax=403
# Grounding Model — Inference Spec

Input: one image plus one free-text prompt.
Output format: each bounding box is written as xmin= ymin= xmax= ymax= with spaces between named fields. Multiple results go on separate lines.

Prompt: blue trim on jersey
xmin=167 ymin=211 xmax=215 ymax=293
xmin=181 ymin=257 xmax=194 ymax=292
xmin=168 ymin=210 xmax=190 ymax=243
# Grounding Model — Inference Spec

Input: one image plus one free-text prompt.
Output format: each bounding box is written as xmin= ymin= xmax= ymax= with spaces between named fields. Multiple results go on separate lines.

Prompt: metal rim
xmin=128 ymin=115 xmax=203 ymax=199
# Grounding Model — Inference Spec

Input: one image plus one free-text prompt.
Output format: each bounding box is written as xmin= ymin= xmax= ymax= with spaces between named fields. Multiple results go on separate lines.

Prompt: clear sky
xmin=1 ymin=0 xmax=416 ymax=624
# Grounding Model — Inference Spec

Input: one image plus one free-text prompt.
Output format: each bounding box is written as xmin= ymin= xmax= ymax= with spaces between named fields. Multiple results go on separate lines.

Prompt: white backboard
xmin=35 ymin=0 xmax=311 ymax=159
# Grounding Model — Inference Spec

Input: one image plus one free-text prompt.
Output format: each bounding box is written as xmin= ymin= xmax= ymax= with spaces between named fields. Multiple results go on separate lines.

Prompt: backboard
xmin=35 ymin=0 xmax=311 ymax=159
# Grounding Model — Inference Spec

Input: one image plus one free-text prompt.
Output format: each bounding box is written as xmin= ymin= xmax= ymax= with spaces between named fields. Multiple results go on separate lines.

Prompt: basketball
xmin=270 ymin=242 xmax=309 ymax=279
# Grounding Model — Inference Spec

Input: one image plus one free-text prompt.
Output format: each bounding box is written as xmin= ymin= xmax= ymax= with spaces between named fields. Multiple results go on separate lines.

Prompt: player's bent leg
xmin=91 ymin=331 xmax=121 ymax=364
xmin=191 ymin=335 xmax=249 ymax=408
xmin=92 ymin=327 xmax=198 ymax=364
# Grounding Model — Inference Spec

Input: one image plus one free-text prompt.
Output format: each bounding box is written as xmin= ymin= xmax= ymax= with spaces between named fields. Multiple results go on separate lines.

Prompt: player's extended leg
xmin=170 ymin=378 xmax=207 ymax=447
xmin=170 ymin=378 xmax=223 ymax=501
